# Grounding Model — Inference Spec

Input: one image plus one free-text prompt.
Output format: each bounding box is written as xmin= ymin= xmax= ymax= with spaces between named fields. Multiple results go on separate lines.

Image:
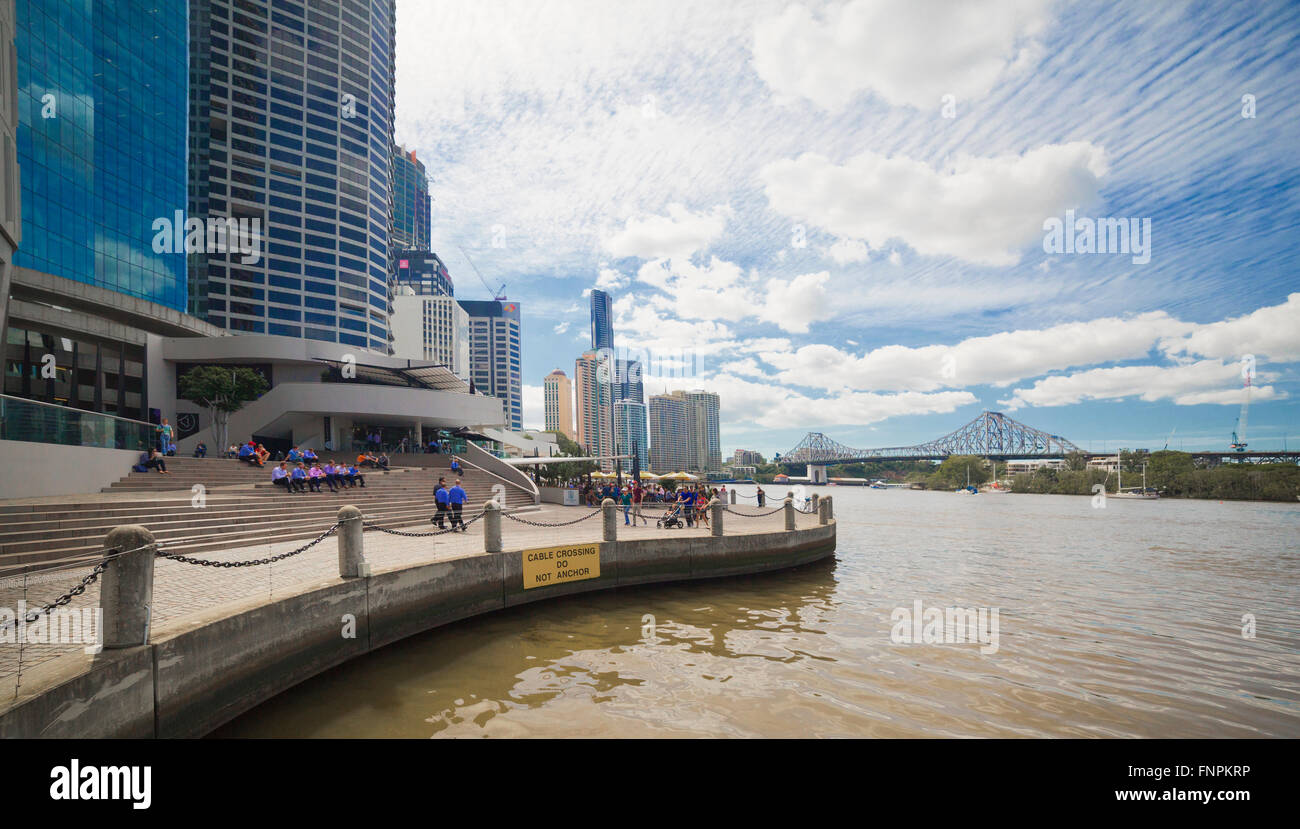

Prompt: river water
xmin=214 ymin=487 xmax=1300 ymax=738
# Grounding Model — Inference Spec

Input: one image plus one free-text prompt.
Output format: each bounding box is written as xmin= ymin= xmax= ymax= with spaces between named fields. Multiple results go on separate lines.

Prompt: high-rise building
xmin=575 ymin=350 xmax=611 ymax=467
xmin=648 ymin=392 xmax=690 ymax=473
xmin=4 ymin=0 xmax=220 ymax=422
xmin=393 ymin=250 xmax=452 ymax=297
xmin=460 ymin=299 xmax=522 ymax=431
xmin=589 ymin=288 xmax=613 ymax=351
xmin=613 ymin=400 xmax=648 ymax=473
xmin=16 ymin=0 xmax=188 ymax=312
xmin=543 ymin=368 xmax=574 ymax=440
xmin=391 ymin=145 xmax=429 ymax=252
xmin=390 ymin=286 xmax=469 ymax=378
xmin=649 ymin=389 xmax=721 ymax=473
xmin=0 ymin=0 xmax=20 ymax=338
xmin=733 ymin=449 xmax=765 ymax=466
xmin=187 ymin=0 xmax=398 ymax=353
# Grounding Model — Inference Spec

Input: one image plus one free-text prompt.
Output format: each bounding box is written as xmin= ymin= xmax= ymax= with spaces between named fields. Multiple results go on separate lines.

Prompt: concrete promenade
xmin=0 ymin=501 xmax=834 ymax=736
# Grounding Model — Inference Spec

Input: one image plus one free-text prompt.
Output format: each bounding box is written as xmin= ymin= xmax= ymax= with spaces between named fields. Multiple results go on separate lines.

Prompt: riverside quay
xmin=0 ymin=495 xmax=836 ymax=738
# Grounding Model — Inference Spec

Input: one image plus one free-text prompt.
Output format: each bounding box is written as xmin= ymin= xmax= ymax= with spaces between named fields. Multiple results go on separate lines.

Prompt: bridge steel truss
xmin=781 ymin=411 xmax=1083 ymax=464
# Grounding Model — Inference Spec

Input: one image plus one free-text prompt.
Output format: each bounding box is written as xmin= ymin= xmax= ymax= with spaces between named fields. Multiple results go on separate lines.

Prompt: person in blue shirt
xmin=271 ymin=463 xmax=291 ymax=493
xmin=448 ymin=478 xmax=468 ymax=531
xmin=348 ymin=464 xmax=366 ymax=488
xmin=303 ymin=447 xmax=318 ymax=462
xmin=290 ymin=462 xmax=308 ymax=493
xmin=430 ymin=476 xmax=449 ymax=528
xmin=238 ymin=443 xmax=255 ymax=464
xmin=449 ymin=457 xmax=461 ymax=475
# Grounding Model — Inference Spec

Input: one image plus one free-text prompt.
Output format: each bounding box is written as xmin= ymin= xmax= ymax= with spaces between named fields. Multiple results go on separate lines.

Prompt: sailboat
xmin=955 ymin=465 xmax=978 ymax=495
xmin=1111 ymin=461 xmax=1159 ymax=500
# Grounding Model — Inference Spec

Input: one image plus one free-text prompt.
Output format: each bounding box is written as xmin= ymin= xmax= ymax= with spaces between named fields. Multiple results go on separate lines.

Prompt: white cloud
xmin=826 ymin=238 xmax=870 ymax=265
xmin=757 ymin=271 xmax=831 ymax=334
xmin=705 ymin=373 xmax=977 ymax=429
xmin=553 ymin=321 xmax=571 ymax=334
xmin=594 ymin=267 xmax=627 ymax=290
xmin=1160 ymin=293 xmax=1300 ymax=363
xmin=522 ymin=383 xmax=545 ymax=429
xmin=998 ymin=360 xmax=1282 ymax=409
xmin=603 ymin=204 xmax=732 ymax=260
xmin=753 ymin=0 xmax=1053 ymax=110
xmin=760 ymin=142 xmax=1109 ymax=266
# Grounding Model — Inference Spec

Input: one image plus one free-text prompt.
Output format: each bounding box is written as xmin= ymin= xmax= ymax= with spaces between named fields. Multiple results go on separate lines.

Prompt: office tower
xmin=613 ymin=400 xmax=648 ymax=473
xmin=574 ymin=350 xmax=611 ymax=467
xmin=544 ymin=368 xmax=574 ymax=440
xmin=16 ymin=0 xmax=187 ymax=311
xmin=460 ymin=299 xmax=522 ymax=431
xmin=648 ymin=392 xmax=690 ymax=473
xmin=589 ymin=288 xmax=613 ymax=351
xmin=390 ymin=286 xmax=469 ymax=377
xmin=0 ymin=0 xmax=19 ymax=338
xmin=393 ymin=250 xmax=452 ymax=297
xmin=188 ymin=0 xmax=398 ymax=353
xmin=391 ymin=145 xmax=429 ymax=251
xmin=4 ymin=0 xmax=214 ymax=421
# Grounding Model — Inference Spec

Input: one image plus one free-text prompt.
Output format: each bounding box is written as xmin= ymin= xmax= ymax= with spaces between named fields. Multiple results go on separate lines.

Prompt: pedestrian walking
xmin=448 ymin=478 xmax=468 ymax=531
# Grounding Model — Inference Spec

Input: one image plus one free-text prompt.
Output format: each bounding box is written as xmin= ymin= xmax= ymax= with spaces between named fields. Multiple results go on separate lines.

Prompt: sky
xmin=393 ymin=0 xmax=1300 ymax=460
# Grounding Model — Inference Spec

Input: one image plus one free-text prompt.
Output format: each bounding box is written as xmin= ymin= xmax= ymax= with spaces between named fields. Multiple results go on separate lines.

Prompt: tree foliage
xmin=178 ymin=365 xmax=269 ymax=448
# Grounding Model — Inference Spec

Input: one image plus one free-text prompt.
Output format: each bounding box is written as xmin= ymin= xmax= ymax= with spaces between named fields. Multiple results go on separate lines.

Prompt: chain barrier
xmin=0 ymin=558 xmax=111 ymax=635
xmin=504 ymin=508 xmax=603 ymax=527
xmin=158 ymin=522 xmax=339 ymax=568
xmin=723 ymin=505 xmax=788 ymax=517
xmin=364 ymin=510 xmax=485 ymax=536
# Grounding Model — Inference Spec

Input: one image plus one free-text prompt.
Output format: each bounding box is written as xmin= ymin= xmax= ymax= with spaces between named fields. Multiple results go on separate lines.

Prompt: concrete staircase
xmin=0 ymin=457 xmax=536 ymax=569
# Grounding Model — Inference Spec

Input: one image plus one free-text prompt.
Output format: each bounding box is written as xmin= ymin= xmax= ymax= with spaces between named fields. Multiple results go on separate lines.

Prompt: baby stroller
xmin=656 ymin=504 xmax=685 ymax=529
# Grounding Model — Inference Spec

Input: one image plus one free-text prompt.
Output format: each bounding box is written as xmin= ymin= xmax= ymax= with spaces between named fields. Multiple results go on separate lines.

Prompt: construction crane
xmin=456 ymin=244 xmax=506 ymax=301
xmin=1230 ymin=371 xmax=1251 ymax=452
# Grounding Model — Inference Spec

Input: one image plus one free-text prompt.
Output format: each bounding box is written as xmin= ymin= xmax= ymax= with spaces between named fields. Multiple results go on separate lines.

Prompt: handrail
xmin=459 ymin=441 xmax=540 ymax=504
xmin=0 ymin=393 xmax=155 ymax=429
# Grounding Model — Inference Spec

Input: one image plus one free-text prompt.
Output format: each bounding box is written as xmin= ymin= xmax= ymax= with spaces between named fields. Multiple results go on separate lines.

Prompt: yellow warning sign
xmin=522 ymin=543 xmax=600 ymax=589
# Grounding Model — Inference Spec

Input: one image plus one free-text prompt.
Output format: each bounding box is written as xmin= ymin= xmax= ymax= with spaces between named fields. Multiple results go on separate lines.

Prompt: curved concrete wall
xmin=0 ymin=522 xmax=835 ymax=738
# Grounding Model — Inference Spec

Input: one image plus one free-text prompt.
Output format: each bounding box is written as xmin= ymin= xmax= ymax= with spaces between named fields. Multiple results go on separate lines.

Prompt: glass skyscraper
xmin=391 ymin=144 xmax=429 ymax=251
xmin=14 ymin=0 xmax=189 ymax=311
xmin=188 ymin=0 xmax=398 ymax=353
xmin=590 ymin=288 xmax=613 ymax=351
xmin=460 ymin=299 xmax=522 ymax=431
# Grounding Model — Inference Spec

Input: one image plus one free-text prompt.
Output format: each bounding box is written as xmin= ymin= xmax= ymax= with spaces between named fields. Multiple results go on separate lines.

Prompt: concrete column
xmin=484 ymin=500 xmax=502 ymax=553
xmin=826 ymin=496 xmax=833 ymax=519
xmin=101 ymin=525 xmax=156 ymax=648
xmin=783 ymin=497 xmax=795 ymax=531
xmin=729 ymin=489 xmax=736 ymax=504
xmin=337 ymin=505 xmax=366 ymax=578
xmin=602 ymin=497 xmax=617 ymax=542
xmin=818 ymin=497 xmax=828 ymax=525
xmin=711 ymin=498 xmax=724 ymax=537
xmin=810 ymin=493 xmax=820 ymax=514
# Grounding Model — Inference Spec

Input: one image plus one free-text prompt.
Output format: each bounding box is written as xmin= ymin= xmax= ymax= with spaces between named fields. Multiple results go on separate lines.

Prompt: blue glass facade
xmin=190 ymin=0 xmax=398 ymax=353
xmin=14 ymin=0 xmax=189 ymax=311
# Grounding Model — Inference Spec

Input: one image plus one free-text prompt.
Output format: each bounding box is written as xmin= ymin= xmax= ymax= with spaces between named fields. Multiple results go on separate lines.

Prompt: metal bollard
xmin=711 ymin=498 xmax=724 ymax=537
xmin=783 ymin=497 xmax=795 ymax=531
xmin=484 ymin=500 xmax=503 ymax=553
xmin=729 ymin=489 xmax=736 ymax=505
xmin=337 ymin=505 xmax=367 ymax=578
xmin=101 ymin=525 xmax=156 ymax=648
xmin=602 ymin=497 xmax=617 ymax=542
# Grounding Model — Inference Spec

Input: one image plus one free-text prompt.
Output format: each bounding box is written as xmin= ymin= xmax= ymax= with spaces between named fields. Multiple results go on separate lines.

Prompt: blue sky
xmin=393 ymin=0 xmax=1300 ymax=459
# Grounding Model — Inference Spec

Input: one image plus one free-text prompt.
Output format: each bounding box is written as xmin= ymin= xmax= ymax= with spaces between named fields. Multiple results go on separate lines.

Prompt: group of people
xmin=271 ymin=460 xmax=366 ymax=493
xmin=430 ymin=476 xmax=469 ymax=531
xmin=575 ymin=480 xmax=727 ymax=529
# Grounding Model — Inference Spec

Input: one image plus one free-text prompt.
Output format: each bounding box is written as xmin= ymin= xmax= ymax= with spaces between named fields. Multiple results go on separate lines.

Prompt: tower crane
xmin=1230 ymin=371 xmax=1251 ymax=452
xmin=456 ymin=244 xmax=506 ymax=301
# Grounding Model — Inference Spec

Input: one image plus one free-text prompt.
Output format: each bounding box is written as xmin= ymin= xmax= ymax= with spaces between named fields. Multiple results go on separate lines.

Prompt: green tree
xmin=1063 ymin=451 xmax=1088 ymax=471
xmin=178 ymin=365 xmax=269 ymax=450
xmin=534 ymin=431 xmax=598 ymax=485
xmin=929 ymin=455 xmax=991 ymax=489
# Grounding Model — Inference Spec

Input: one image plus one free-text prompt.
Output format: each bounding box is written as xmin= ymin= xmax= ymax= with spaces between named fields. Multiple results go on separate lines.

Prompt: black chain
xmin=159 ymin=522 xmax=339 ymax=567
xmin=364 ymin=510 xmax=485 ymax=536
xmin=504 ymin=508 xmax=603 ymax=527
xmin=0 ymin=558 xmax=111 ymax=634
xmin=723 ymin=505 xmax=788 ymax=517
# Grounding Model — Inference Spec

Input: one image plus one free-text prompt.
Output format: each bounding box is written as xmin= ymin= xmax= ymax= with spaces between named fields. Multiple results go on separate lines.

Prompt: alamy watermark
xmin=593 ymin=345 xmax=706 ymax=384
xmin=0 ymin=604 xmax=103 ymax=652
xmin=151 ymin=210 xmax=262 ymax=264
xmin=1042 ymin=209 xmax=1151 ymax=265
xmin=890 ymin=600 xmax=1000 ymax=655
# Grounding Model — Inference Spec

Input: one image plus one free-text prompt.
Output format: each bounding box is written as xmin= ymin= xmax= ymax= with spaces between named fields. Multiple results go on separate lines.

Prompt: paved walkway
xmin=0 ymin=503 xmax=815 ymax=697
